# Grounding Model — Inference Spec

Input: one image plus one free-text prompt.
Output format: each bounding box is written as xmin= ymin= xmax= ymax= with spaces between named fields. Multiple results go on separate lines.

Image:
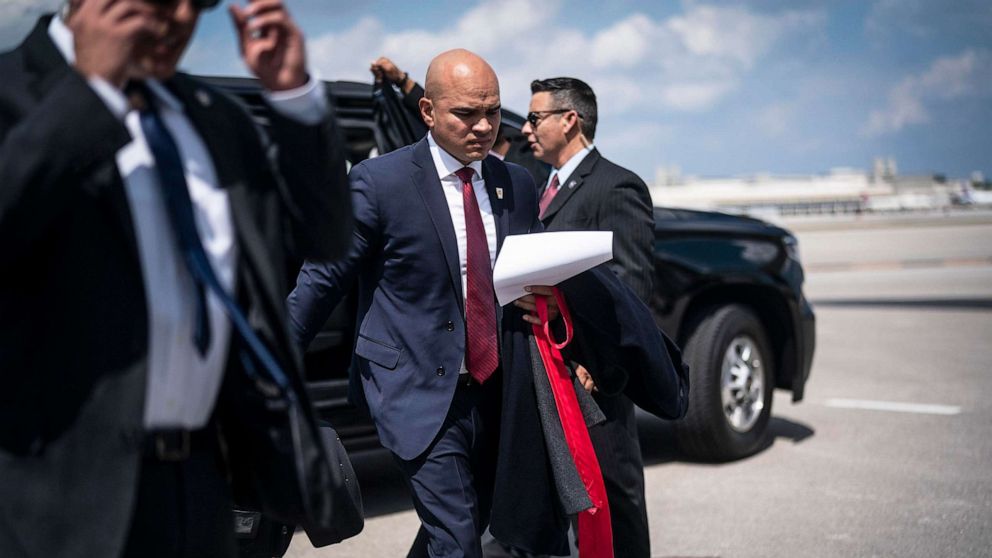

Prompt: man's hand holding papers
xmin=513 ymin=285 xmax=560 ymax=325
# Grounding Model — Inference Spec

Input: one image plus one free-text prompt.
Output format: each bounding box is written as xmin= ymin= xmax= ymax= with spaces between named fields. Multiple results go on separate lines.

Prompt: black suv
xmin=206 ymin=77 xmax=816 ymax=462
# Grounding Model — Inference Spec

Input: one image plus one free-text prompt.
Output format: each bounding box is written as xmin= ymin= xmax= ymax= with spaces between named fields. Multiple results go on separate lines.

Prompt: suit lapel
xmin=167 ymin=74 xmax=246 ymax=190
xmin=23 ymin=16 xmax=140 ymax=263
xmin=481 ymin=156 xmax=510 ymax=255
xmin=167 ymin=75 xmax=284 ymax=318
xmin=541 ymin=148 xmax=600 ymax=222
xmin=23 ymin=16 xmax=69 ymax=98
xmin=411 ymin=139 xmax=465 ymax=309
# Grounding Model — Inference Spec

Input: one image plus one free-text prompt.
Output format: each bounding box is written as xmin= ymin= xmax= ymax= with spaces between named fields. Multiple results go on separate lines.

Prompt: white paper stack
xmin=492 ymin=231 xmax=614 ymax=306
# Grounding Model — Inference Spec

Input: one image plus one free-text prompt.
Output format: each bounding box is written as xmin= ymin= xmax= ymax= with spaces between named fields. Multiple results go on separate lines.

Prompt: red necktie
xmin=455 ymin=168 xmax=498 ymax=384
xmin=538 ymin=173 xmax=561 ymax=218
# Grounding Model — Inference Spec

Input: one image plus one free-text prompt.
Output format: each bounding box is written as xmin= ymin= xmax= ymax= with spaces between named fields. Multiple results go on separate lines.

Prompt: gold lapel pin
xmin=495 ymin=187 xmax=504 ymax=200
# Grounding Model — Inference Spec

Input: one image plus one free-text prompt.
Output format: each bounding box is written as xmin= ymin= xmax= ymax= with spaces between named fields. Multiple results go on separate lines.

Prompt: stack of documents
xmin=493 ymin=231 xmax=613 ymax=306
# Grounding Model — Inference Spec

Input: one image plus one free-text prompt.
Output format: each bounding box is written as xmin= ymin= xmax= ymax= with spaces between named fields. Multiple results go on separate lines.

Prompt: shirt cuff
xmin=263 ymin=76 xmax=328 ymax=126
xmin=87 ymin=77 xmax=129 ymax=120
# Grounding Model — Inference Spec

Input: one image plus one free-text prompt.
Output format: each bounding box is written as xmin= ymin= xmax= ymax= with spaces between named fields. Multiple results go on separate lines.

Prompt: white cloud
xmin=597 ymin=121 xmax=675 ymax=155
xmin=919 ymin=49 xmax=988 ymax=98
xmin=0 ymin=0 xmax=60 ymax=49
xmin=0 ymin=0 xmax=58 ymax=21
xmin=666 ymin=5 xmax=823 ymax=69
xmin=753 ymin=102 xmax=796 ymax=138
xmin=590 ymin=14 xmax=655 ymax=69
xmin=660 ymin=81 xmax=737 ymax=112
xmin=304 ymin=0 xmax=822 ymax=116
xmin=308 ymin=17 xmax=388 ymax=82
xmin=863 ymin=49 xmax=992 ymax=136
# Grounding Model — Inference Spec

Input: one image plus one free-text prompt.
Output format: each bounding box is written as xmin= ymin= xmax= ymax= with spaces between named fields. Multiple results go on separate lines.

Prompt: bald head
xmin=419 ymin=49 xmax=502 ymax=165
xmin=424 ymin=49 xmax=499 ymax=101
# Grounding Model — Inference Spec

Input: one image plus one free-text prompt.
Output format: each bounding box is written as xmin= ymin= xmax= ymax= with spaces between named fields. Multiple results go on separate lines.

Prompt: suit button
xmin=436 ymin=367 xmax=446 ymax=376
xmin=445 ymin=321 xmax=455 ymax=332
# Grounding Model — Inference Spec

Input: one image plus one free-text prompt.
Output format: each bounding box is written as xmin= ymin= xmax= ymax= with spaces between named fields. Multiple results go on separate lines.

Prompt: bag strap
xmin=535 ymin=288 xmax=573 ymax=350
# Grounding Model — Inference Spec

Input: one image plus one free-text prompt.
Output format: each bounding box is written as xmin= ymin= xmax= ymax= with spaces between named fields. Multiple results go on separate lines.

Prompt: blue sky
xmin=3 ymin=0 xmax=990 ymax=182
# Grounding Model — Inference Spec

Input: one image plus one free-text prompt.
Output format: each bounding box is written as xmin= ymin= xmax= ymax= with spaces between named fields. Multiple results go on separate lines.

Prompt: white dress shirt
xmin=547 ymin=143 xmax=595 ymax=192
xmin=49 ymin=17 xmax=327 ymax=429
xmin=426 ymin=133 xmax=499 ymax=376
xmin=426 ymin=132 xmax=499 ymax=296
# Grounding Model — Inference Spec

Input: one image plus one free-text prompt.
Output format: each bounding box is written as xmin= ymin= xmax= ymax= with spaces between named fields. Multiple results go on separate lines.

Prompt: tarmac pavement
xmin=287 ymin=213 xmax=992 ymax=558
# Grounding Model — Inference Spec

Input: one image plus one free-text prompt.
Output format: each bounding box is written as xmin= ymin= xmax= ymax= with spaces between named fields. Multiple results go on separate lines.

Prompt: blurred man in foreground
xmin=522 ymin=76 xmax=655 ymax=558
xmin=0 ymin=0 xmax=350 ymax=556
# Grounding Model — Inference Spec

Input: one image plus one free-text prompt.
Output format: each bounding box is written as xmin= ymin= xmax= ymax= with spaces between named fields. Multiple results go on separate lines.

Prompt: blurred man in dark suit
xmin=0 ymin=1 xmax=350 ymax=556
xmin=522 ymin=76 xmax=655 ymax=558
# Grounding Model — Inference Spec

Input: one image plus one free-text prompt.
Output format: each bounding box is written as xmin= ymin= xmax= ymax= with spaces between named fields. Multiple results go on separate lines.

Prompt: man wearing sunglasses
xmin=0 ymin=1 xmax=351 ymax=557
xmin=521 ymin=77 xmax=655 ymax=558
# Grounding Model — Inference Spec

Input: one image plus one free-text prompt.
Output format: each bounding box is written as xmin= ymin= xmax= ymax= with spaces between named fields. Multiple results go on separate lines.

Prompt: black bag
xmin=297 ymin=422 xmax=364 ymax=546
xmin=232 ymin=422 xmax=364 ymax=557
xmin=220 ymin=365 xmax=336 ymax=527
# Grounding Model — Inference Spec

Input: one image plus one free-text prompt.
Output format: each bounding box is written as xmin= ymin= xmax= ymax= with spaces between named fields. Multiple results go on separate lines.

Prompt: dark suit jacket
xmin=0 ymin=17 xmax=351 ymax=558
xmin=287 ymin=137 xmax=541 ymax=461
xmin=540 ymin=148 xmax=654 ymax=303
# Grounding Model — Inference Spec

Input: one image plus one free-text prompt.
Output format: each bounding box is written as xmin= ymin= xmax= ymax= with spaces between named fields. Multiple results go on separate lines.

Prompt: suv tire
xmin=675 ymin=304 xmax=773 ymax=461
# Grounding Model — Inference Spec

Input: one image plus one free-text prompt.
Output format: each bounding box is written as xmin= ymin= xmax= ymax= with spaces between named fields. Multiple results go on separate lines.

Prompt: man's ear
xmin=420 ymin=97 xmax=435 ymax=128
xmin=562 ymin=110 xmax=581 ymax=136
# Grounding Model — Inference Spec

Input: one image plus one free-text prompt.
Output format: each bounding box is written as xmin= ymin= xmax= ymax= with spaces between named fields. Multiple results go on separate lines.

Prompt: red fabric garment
xmin=532 ymin=291 xmax=613 ymax=558
xmin=454 ymin=167 xmax=498 ymax=383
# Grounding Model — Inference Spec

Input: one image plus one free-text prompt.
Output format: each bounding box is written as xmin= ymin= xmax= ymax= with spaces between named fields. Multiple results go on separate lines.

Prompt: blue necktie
xmin=133 ymin=82 xmax=295 ymax=395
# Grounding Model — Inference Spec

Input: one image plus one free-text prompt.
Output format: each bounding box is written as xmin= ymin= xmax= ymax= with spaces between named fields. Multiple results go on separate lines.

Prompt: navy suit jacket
xmin=288 ymin=137 xmax=540 ymax=460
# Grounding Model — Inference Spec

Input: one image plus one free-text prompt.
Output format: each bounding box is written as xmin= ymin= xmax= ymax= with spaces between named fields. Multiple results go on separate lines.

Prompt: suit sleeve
xmin=0 ymin=70 xmax=131 ymax=268
xmin=402 ymin=83 xmax=425 ymax=117
xmin=287 ymin=163 xmax=379 ymax=349
xmin=508 ymin=162 xmax=544 ymax=234
xmin=599 ymin=177 xmax=654 ymax=304
xmin=559 ymin=266 xmax=689 ymax=418
xmin=260 ymin=97 xmax=354 ymax=262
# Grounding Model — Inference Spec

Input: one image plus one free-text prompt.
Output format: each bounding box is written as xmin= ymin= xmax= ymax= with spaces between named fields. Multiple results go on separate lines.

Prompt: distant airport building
xmin=648 ymin=158 xmax=979 ymax=216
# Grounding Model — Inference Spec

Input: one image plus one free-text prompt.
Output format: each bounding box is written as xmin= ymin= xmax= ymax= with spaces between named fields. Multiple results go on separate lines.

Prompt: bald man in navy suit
xmin=289 ymin=49 xmax=559 ymax=558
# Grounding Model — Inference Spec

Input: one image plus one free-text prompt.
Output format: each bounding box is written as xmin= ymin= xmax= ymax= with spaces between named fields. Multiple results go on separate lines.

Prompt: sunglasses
xmin=526 ymin=109 xmax=582 ymax=128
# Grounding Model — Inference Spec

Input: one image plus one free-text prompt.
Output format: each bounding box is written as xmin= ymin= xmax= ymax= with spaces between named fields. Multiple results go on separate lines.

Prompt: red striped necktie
xmin=538 ymin=173 xmax=561 ymax=218
xmin=454 ymin=167 xmax=498 ymax=383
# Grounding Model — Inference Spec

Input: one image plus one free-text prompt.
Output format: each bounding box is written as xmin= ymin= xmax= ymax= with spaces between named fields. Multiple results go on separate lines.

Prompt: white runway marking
xmin=824 ymin=398 xmax=961 ymax=415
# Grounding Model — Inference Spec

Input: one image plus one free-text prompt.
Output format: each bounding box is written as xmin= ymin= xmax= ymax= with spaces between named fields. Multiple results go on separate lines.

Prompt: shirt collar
xmin=551 ymin=144 xmax=594 ymax=188
xmin=48 ymin=15 xmax=184 ymax=114
xmin=48 ymin=13 xmax=75 ymax=64
xmin=427 ymin=132 xmax=484 ymax=181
